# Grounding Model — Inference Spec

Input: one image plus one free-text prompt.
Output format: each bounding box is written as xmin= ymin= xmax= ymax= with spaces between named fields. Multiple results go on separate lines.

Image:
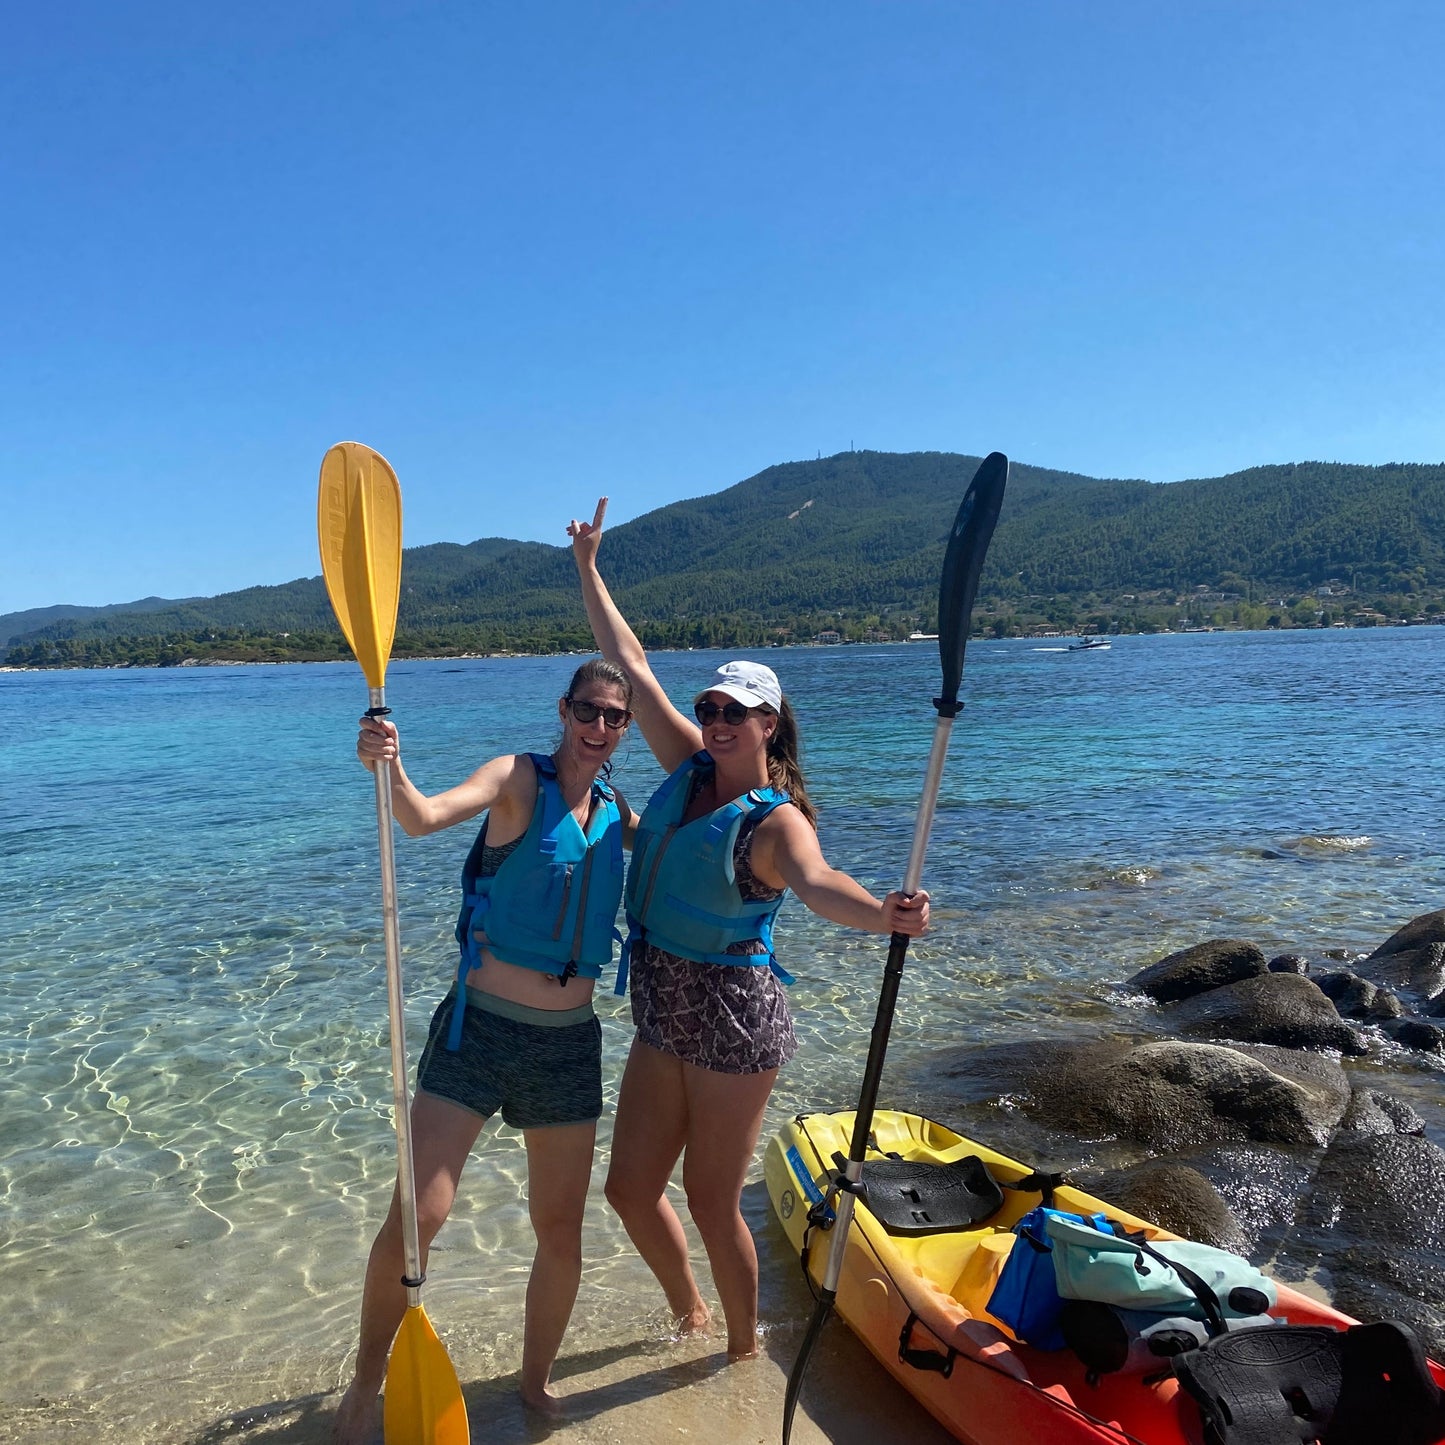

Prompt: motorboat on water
xmin=1068 ymin=636 xmax=1111 ymax=651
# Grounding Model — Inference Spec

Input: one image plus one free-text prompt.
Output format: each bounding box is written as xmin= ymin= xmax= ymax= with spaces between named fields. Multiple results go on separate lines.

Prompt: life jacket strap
xmin=615 ymin=928 xmax=637 ymax=997
xmin=527 ymin=753 xmax=566 ymax=858
xmin=445 ymin=954 xmax=471 ymax=1051
xmin=755 ymin=911 xmax=794 ymax=984
xmin=613 ymin=911 xmax=792 ymax=997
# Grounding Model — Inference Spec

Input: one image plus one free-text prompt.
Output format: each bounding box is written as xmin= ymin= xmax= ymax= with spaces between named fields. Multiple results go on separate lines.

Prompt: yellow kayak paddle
xmin=317 ymin=442 xmax=470 ymax=1445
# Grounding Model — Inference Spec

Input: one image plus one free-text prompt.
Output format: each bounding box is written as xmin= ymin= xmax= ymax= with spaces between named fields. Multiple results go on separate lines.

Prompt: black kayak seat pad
xmin=1171 ymin=1319 xmax=1445 ymax=1445
xmin=858 ymin=1154 xmax=1006 ymax=1236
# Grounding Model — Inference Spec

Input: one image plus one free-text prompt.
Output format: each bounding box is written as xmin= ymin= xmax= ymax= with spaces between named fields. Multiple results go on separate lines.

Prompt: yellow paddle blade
xmin=317 ymin=442 xmax=403 ymax=690
xmin=384 ymin=1304 xmax=470 ymax=1445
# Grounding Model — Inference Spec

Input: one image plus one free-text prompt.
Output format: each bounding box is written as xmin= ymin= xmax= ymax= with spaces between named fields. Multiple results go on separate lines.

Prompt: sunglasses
xmin=566 ymin=698 xmax=631 ymax=730
xmin=693 ymin=699 xmax=768 ymax=726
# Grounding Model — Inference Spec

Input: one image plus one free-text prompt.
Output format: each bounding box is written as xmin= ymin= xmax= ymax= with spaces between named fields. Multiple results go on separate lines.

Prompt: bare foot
xmin=727 ymin=1322 xmax=763 ymax=1360
xmin=673 ymin=1301 xmax=712 ymax=1337
xmin=333 ymin=1379 xmax=382 ymax=1445
xmin=519 ymin=1380 xmax=564 ymax=1416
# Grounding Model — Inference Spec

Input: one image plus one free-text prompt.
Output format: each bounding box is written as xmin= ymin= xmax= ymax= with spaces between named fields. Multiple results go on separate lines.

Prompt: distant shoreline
xmin=6 ymin=622 xmax=1443 ymax=673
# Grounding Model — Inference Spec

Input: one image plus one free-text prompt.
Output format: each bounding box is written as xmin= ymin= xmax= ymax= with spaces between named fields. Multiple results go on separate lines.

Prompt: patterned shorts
xmin=629 ymin=941 xmax=798 ymax=1075
xmin=416 ymin=986 xmax=602 ymax=1129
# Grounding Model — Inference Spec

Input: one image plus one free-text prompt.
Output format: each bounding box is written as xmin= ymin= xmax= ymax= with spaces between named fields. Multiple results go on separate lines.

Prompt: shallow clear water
xmin=3 ymin=629 xmax=1443 ymax=1440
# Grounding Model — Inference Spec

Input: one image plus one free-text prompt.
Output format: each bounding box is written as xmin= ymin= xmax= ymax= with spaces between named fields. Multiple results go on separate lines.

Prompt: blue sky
xmin=2 ymin=1 xmax=1442 ymax=615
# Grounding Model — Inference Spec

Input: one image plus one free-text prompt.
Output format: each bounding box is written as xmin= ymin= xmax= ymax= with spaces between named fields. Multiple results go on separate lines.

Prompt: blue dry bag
xmin=986 ymin=1206 xmax=1112 ymax=1350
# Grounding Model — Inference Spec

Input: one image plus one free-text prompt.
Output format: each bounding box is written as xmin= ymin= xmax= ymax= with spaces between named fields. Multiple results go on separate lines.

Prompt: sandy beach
xmin=2 ymin=1182 xmax=956 ymax=1445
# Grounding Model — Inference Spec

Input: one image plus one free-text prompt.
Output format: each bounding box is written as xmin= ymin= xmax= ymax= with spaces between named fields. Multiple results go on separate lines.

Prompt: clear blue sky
xmin=3 ymin=1 xmax=1442 ymax=615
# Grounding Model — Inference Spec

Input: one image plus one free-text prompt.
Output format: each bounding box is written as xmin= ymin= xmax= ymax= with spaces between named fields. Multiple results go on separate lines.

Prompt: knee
xmin=529 ymin=1199 xmax=585 ymax=1260
xmin=604 ymin=1168 xmax=654 ymax=1223
xmin=375 ymin=1191 xmax=451 ymax=1259
xmin=684 ymin=1187 xmax=742 ymax=1241
xmin=415 ymin=1198 xmax=451 ymax=1250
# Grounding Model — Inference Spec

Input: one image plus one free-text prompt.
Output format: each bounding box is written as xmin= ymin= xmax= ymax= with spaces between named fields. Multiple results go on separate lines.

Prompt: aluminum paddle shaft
xmin=781 ymin=709 xmax=959 ymax=1444
xmin=370 ymin=684 xmax=425 ymax=1308
xmin=317 ymin=442 xmax=469 ymax=1444
xmin=782 ymin=452 xmax=1008 ymax=1445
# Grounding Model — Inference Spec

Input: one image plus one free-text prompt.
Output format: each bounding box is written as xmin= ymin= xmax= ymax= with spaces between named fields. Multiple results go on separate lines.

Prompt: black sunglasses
xmin=693 ymin=699 xmax=767 ymax=726
xmin=566 ymin=698 xmax=631 ymax=730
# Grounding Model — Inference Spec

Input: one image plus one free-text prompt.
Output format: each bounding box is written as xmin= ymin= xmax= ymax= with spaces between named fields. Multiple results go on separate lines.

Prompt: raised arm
xmin=567 ymin=496 xmax=701 ymax=774
xmin=357 ymin=718 xmax=534 ymax=838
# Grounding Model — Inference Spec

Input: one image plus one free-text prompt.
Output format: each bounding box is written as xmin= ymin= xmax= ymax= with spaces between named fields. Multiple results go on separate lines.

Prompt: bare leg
xmin=516 ymin=1120 xmax=597 ymax=1412
xmin=334 ymin=1092 xmax=486 ymax=1445
xmin=603 ymin=1037 xmax=710 ymax=1332
xmin=680 ymin=1062 xmax=778 ymax=1359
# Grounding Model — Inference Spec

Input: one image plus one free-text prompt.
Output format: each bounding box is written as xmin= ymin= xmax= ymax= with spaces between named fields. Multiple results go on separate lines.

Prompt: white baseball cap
xmin=694 ymin=660 xmax=783 ymax=712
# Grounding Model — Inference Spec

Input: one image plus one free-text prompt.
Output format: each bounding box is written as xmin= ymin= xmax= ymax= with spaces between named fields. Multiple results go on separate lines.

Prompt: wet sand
xmin=1 ymin=1178 xmax=956 ymax=1445
xmin=2 ymin=1246 xmax=955 ymax=1445
xmin=1 ymin=1347 xmax=951 ymax=1445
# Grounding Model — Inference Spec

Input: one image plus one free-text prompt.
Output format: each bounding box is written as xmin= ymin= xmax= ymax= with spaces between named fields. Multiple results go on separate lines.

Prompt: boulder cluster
xmin=901 ymin=908 xmax=1445 ymax=1357
xmin=1130 ymin=921 xmax=1445 ymax=1058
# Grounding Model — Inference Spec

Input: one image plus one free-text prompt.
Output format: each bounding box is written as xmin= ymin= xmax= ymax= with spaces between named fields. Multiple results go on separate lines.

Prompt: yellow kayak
xmin=766 ymin=1110 xmax=1445 ymax=1445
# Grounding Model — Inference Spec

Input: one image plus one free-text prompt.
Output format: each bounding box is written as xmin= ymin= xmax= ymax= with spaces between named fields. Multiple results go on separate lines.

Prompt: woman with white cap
xmin=567 ymin=498 xmax=928 ymax=1361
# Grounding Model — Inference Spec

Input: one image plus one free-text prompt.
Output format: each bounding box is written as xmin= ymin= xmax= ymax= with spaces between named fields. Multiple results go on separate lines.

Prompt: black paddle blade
xmin=937 ymin=451 xmax=1008 ymax=709
xmin=783 ymin=1291 xmax=836 ymax=1445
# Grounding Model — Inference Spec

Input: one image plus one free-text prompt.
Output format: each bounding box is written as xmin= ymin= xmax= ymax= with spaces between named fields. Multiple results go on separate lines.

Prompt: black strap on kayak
xmin=899 ymin=1312 xmax=957 ymax=1377
xmin=1006 ymin=1169 xmax=1068 ymax=1208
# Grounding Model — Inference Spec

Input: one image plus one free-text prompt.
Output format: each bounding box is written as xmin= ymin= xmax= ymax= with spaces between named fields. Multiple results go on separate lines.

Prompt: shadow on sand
xmin=184 ymin=1183 xmax=954 ymax=1445
xmin=185 ymin=1340 xmax=730 ymax=1445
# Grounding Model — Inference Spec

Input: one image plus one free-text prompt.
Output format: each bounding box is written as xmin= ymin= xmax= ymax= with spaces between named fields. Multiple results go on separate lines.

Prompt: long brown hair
xmin=764 ymin=697 xmax=817 ymax=828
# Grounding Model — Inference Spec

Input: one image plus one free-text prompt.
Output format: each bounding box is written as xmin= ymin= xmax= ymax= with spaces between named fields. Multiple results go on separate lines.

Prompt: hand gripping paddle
xmin=318 ymin=442 xmax=469 ymax=1445
xmin=781 ymin=451 xmax=1009 ymax=1444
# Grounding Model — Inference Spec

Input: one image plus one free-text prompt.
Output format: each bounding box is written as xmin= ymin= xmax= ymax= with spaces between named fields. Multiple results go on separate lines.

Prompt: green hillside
xmin=7 ymin=451 xmax=1445 ymax=666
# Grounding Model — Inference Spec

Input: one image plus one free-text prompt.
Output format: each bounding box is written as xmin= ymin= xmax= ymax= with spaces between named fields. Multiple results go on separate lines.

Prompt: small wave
xmin=1083 ymin=865 xmax=1163 ymax=889
xmin=1281 ymin=834 xmax=1374 ymax=855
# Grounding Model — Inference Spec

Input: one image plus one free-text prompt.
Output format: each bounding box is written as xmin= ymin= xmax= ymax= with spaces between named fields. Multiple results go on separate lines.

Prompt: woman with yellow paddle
xmin=319 ymin=444 xmax=639 ymax=1445
xmin=334 ymin=659 xmax=638 ymax=1442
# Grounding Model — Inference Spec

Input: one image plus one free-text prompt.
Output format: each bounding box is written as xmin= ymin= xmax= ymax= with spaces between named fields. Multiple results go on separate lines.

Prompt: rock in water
xmin=1360 ymin=944 xmax=1445 ymax=1007
xmin=1127 ymin=939 xmax=1268 ymax=1003
xmin=919 ymin=1038 xmax=1351 ymax=1151
xmin=1340 ymin=1088 xmax=1428 ymax=1137
xmin=1165 ymin=972 xmax=1366 ymax=1054
xmin=1315 ymin=970 xmax=1406 ymax=1019
xmin=1387 ymin=1019 xmax=1445 ymax=1054
xmin=1071 ymin=1160 xmax=1247 ymax=1253
xmin=1361 ymin=912 xmax=1445 ymax=1006
xmin=1268 ymin=954 xmax=1310 ymax=975
xmin=1370 ymin=909 xmax=1445 ymax=959
xmin=1288 ymin=1132 xmax=1445 ymax=1358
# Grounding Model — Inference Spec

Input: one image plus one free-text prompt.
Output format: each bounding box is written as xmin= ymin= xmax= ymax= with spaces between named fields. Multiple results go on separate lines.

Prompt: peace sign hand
xmin=567 ymin=497 xmax=608 ymax=568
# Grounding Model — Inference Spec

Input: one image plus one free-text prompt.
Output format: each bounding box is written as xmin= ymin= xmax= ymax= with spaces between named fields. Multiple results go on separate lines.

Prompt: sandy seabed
xmin=0 ymin=1314 xmax=956 ymax=1445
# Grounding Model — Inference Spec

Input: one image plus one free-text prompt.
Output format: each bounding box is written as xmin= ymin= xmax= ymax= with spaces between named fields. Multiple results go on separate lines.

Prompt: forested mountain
xmin=0 ymin=595 xmax=202 ymax=651
xmin=7 ymin=452 xmax=1444 ymax=665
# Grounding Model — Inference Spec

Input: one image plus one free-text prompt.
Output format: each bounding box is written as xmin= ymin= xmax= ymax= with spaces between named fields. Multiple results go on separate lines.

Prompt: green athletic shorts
xmin=416 ymin=985 xmax=602 ymax=1129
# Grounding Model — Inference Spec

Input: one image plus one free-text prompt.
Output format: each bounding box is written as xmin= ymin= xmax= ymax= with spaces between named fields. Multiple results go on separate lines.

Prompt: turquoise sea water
xmin=3 ymin=630 xmax=1444 ymax=1440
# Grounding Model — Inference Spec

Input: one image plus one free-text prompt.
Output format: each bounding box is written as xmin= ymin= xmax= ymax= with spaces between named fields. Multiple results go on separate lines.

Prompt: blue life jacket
xmin=617 ymin=751 xmax=792 ymax=995
xmin=448 ymin=753 xmax=624 ymax=1049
